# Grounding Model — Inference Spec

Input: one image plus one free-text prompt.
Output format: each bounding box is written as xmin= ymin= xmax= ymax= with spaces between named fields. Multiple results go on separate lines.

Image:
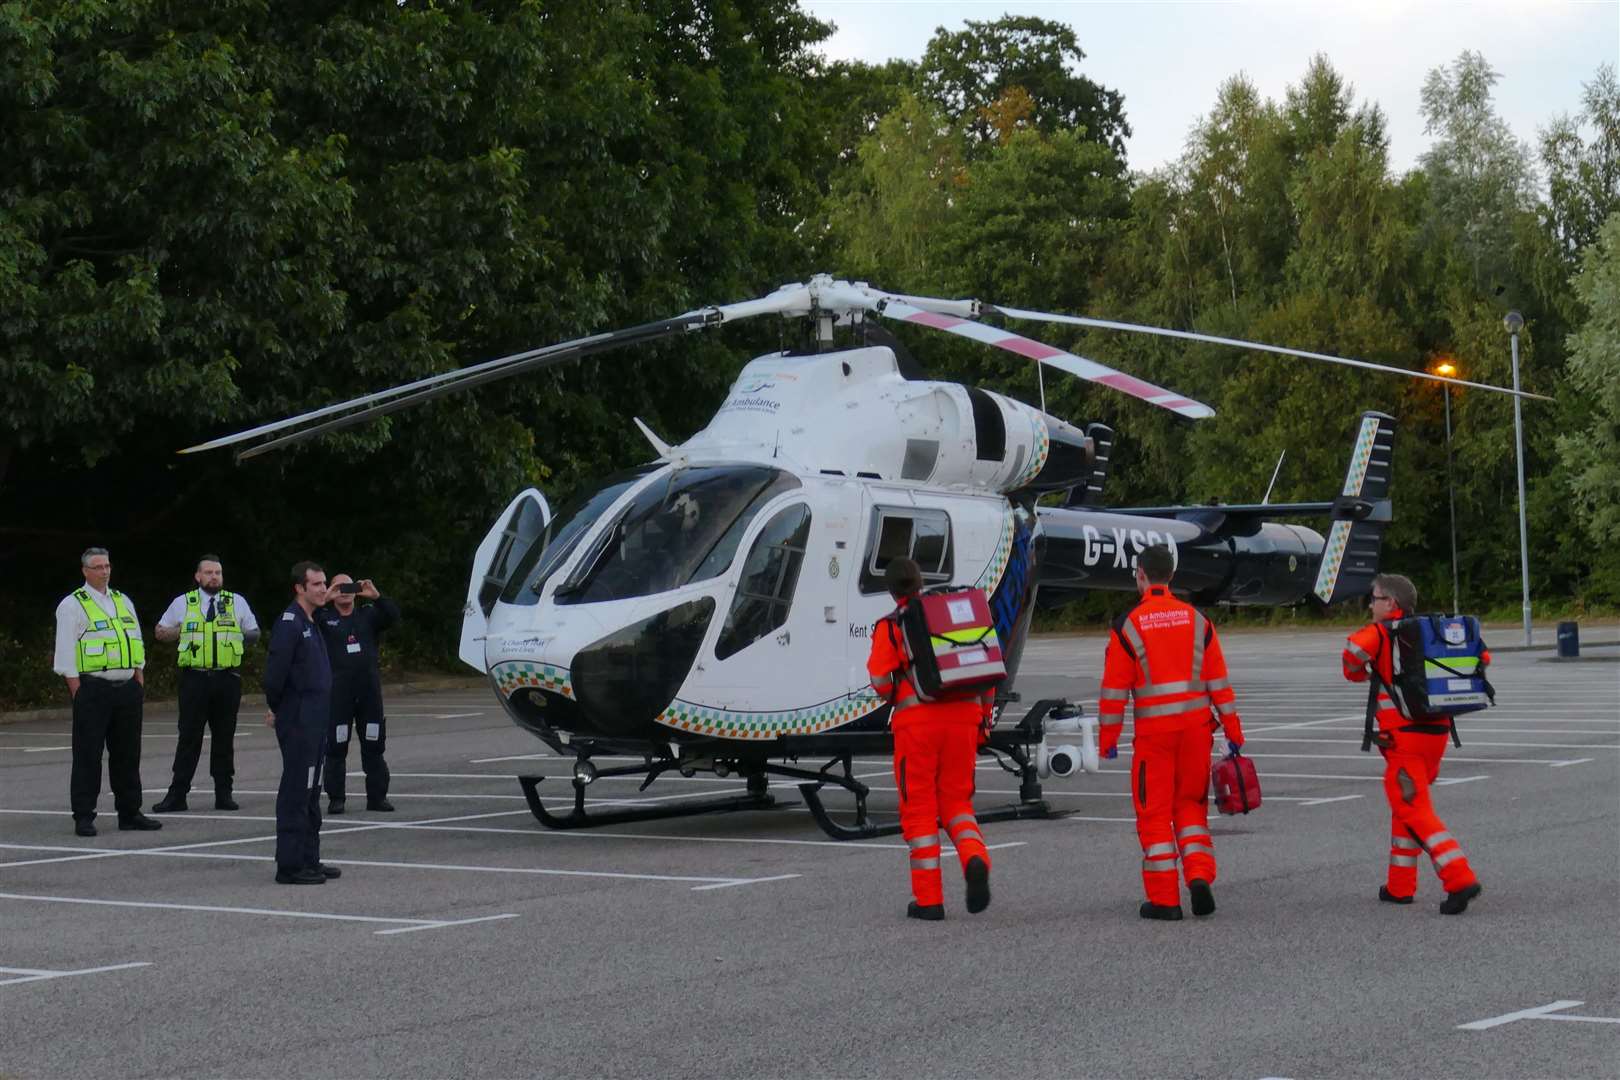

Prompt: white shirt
xmin=156 ymin=589 xmax=260 ymax=636
xmin=53 ymin=585 xmax=143 ymax=681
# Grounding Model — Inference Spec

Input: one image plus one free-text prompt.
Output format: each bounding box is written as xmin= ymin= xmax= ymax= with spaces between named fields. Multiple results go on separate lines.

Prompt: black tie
xmin=205 ymin=596 xmax=216 ymax=622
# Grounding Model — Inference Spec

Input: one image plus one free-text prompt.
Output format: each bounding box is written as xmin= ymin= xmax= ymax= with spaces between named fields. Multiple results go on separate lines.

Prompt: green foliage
xmin=917 ymin=15 xmax=1128 ymax=154
xmin=1556 ymin=209 xmax=1620 ymax=601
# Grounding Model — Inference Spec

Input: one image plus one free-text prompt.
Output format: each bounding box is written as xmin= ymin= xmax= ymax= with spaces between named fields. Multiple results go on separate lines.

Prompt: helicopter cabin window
xmin=554 ymin=465 xmax=801 ymax=606
xmin=715 ymin=503 xmax=812 ymax=660
xmin=859 ymin=508 xmax=953 ymax=594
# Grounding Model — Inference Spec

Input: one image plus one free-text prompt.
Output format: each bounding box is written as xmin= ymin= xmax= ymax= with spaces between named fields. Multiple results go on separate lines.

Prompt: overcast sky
xmin=798 ymin=0 xmax=1619 ymax=175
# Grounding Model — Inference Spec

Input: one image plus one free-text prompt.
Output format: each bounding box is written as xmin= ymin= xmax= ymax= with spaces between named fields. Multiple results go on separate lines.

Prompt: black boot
xmin=907 ymin=901 xmax=944 ymax=921
xmin=1379 ymin=885 xmax=1414 ymax=905
xmin=328 ymin=798 xmax=345 ymax=815
xmin=964 ymin=857 xmax=991 ymax=914
xmin=1439 ymin=882 xmax=1482 ymax=915
xmin=1189 ymin=879 xmax=1216 ymax=917
xmin=151 ymin=791 xmax=187 ymax=813
xmin=215 ymin=788 xmax=239 ymax=811
xmin=1139 ymin=902 xmax=1184 ymax=921
xmin=366 ymin=798 xmax=395 ymax=812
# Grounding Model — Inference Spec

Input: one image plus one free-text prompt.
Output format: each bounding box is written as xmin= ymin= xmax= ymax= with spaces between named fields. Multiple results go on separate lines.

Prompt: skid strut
xmin=518 ymin=763 xmax=776 ymax=830
xmin=793 ymin=702 xmax=1067 ymax=840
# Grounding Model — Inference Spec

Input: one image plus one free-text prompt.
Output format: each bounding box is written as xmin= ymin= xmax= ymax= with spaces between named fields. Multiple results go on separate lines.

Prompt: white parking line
xmin=1241 ymin=736 xmax=1620 ymax=750
xmin=1235 ymin=752 xmax=1581 ymax=765
xmin=1459 ymin=1000 xmax=1620 ymax=1029
xmin=1550 ymin=758 xmax=1595 ymax=768
xmin=0 ymin=892 xmax=517 ymax=936
xmin=0 ymin=838 xmax=809 ymax=891
xmin=0 ymin=961 xmax=152 ymax=987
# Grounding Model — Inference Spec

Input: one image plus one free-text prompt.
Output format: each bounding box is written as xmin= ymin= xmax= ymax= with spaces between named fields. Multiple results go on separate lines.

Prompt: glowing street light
xmin=1429 ymin=359 xmax=1461 ymax=615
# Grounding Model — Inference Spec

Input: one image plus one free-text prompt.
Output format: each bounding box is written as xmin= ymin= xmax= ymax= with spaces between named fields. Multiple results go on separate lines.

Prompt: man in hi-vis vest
xmin=152 ymin=555 xmax=261 ymax=812
xmin=52 ymin=547 xmax=162 ymax=837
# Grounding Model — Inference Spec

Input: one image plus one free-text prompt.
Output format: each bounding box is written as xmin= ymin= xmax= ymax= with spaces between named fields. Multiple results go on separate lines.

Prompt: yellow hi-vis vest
xmin=74 ymin=588 xmax=145 ymax=674
xmin=177 ymin=589 xmax=245 ymax=669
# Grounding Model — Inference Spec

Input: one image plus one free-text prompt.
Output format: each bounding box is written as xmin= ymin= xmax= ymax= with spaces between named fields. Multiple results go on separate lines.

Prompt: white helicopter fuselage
xmin=463 ymin=346 xmax=1059 ymax=751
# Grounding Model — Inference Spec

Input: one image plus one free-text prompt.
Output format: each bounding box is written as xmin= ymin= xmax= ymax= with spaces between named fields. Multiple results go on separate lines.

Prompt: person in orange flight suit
xmin=1343 ymin=572 xmax=1483 ymax=915
xmin=1097 ymin=544 xmax=1244 ymax=921
xmin=867 ymin=557 xmax=994 ymax=921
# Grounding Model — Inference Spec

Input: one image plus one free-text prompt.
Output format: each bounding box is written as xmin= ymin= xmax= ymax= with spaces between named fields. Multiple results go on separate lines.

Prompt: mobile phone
xmin=337 ymin=582 xmax=362 ymax=594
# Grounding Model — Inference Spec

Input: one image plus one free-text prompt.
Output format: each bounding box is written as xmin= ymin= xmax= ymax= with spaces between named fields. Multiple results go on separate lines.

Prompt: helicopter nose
xmin=572 ymin=598 xmax=716 ymax=736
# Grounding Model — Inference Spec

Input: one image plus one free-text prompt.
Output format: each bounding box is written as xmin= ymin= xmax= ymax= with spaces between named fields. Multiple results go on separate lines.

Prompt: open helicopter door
xmin=460 ymin=489 xmax=550 ymax=671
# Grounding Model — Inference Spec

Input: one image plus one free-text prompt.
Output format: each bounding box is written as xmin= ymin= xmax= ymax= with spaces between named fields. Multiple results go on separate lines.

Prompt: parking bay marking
xmin=0 ymin=892 xmax=517 ymax=936
xmin=1459 ymin=1000 xmax=1620 ymax=1030
xmin=0 ymin=961 xmax=152 ymax=987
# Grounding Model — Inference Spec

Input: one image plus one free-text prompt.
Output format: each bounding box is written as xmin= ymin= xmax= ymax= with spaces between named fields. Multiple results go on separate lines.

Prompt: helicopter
xmin=186 ymin=275 xmax=1547 ymax=839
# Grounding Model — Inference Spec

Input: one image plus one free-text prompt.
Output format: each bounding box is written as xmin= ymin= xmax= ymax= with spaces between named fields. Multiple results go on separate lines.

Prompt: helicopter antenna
xmin=1261 ymin=449 xmax=1286 ymax=505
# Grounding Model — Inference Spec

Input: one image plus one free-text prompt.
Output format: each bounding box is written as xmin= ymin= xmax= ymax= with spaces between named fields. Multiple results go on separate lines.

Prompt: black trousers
xmin=323 ymin=675 xmax=389 ymax=804
xmin=274 ymin=702 xmax=326 ymax=872
xmin=168 ymin=669 xmax=242 ymax=793
xmin=70 ymin=677 xmax=145 ymax=821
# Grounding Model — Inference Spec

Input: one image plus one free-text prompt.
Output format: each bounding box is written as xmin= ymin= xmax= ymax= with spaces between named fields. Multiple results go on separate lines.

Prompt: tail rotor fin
xmin=1313 ymin=411 xmax=1396 ymax=604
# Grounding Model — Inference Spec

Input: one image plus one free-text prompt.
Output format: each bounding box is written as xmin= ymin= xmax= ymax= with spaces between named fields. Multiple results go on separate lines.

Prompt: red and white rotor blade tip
xmin=874 ymin=296 xmax=1215 ymax=420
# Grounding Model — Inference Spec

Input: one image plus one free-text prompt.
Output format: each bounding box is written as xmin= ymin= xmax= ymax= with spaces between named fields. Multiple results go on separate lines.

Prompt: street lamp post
xmin=1505 ymin=311 xmax=1532 ymax=646
xmin=1433 ymin=361 xmax=1460 ymax=615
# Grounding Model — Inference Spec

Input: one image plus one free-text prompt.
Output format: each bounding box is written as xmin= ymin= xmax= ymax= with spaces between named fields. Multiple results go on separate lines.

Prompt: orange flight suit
xmin=868 ymin=597 xmax=993 ymax=907
xmin=1343 ymin=608 xmax=1482 ymax=899
xmin=1098 ymin=585 xmax=1245 ymax=907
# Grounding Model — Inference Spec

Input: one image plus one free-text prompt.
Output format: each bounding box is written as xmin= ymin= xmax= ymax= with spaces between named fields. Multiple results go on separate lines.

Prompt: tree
xmin=1556 ymin=210 xmax=1620 ymax=585
xmin=819 ymin=93 xmax=963 ymax=287
xmin=1418 ymin=51 xmax=1536 ymax=292
xmin=1540 ymin=63 xmax=1620 ymax=258
xmin=918 ymin=16 xmax=1128 ymax=155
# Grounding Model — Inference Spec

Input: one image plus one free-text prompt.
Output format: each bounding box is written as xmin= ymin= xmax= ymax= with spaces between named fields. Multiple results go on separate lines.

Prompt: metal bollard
xmin=1556 ymin=621 xmax=1580 ymax=659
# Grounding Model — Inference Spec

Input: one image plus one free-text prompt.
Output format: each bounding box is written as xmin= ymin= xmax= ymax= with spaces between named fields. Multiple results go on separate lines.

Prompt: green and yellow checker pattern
xmin=1009 ymin=413 xmax=1051 ymax=490
xmin=656 ymin=690 xmax=885 ymax=741
xmin=975 ymin=511 xmax=1016 ymax=594
xmin=1313 ymin=519 xmax=1352 ymax=602
xmin=491 ymin=660 xmax=575 ymax=700
xmin=1340 ymin=415 xmax=1380 ymax=497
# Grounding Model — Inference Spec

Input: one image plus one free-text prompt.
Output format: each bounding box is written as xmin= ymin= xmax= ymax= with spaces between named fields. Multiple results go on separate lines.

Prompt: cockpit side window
xmin=499 ymin=465 xmax=659 ymax=607
xmin=715 ymin=503 xmax=812 ymax=660
xmin=556 ymin=466 xmax=801 ymax=605
xmin=858 ymin=507 xmax=953 ymax=595
xmin=478 ymin=495 xmax=549 ymax=617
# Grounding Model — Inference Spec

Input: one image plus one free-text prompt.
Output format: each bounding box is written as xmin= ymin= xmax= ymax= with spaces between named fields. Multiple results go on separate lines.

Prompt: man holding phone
xmin=317 ymin=574 xmax=400 ymax=814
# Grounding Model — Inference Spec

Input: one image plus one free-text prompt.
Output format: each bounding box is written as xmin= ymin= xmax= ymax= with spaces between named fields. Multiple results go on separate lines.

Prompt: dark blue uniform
xmin=263 ymin=602 xmax=332 ymax=874
xmin=317 ymin=597 xmax=400 ymax=807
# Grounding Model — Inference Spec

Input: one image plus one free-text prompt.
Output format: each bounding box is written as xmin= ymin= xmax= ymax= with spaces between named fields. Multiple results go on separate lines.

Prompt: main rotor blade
xmin=181 ymin=284 xmax=824 ymax=459
xmin=232 ymin=317 xmax=706 ymax=460
xmin=986 ymin=304 xmax=1554 ymax=402
xmin=867 ymin=294 xmax=1215 ymax=420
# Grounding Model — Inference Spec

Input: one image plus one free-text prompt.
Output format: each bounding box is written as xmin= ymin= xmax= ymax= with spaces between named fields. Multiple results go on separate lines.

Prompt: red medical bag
xmin=1212 ymin=750 xmax=1261 ymax=815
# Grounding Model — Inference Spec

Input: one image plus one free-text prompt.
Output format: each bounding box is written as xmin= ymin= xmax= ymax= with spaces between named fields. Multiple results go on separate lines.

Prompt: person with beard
xmin=152 ymin=555 xmax=261 ymax=812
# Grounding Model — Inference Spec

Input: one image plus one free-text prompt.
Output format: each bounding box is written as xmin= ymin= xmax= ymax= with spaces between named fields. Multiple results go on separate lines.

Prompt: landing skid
xmin=516 ymin=698 xmax=1073 ymax=840
xmin=518 ymin=763 xmax=779 ymax=830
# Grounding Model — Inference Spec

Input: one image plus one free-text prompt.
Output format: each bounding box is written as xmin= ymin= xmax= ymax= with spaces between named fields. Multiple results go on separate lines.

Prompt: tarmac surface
xmin=2 ymin=627 xmax=1616 ymax=1079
